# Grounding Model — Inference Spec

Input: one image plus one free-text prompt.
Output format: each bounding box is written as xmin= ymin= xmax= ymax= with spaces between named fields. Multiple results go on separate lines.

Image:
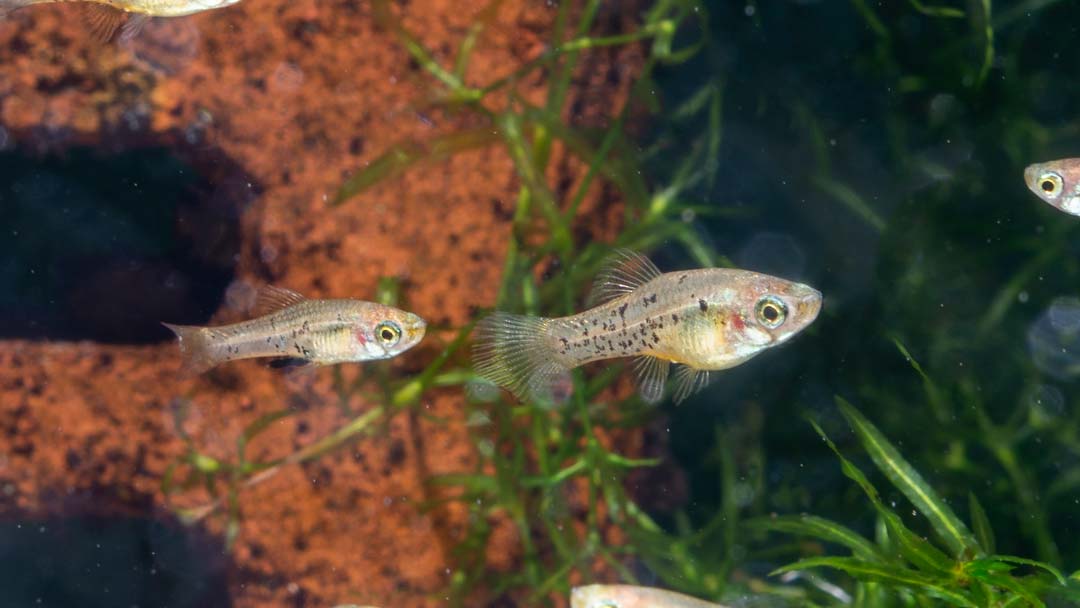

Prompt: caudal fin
xmin=472 ymin=312 xmax=572 ymax=406
xmin=162 ymin=322 xmax=217 ymax=375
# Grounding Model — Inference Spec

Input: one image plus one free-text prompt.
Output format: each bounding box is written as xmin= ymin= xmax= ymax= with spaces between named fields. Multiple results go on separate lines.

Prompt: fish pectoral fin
xmin=119 ymin=13 xmax=150 ymax=41
xmin=672 ymin=364 xmax=712 ymax=404
xmin=631 ymin=355 xmax=669 ymax=404
xmin=253 ymin=285 xmax=309 ymax=316
xmin=79 ymin=4 xmax=127 ymax=42
xmin=586 ymin=249 xmax=662 ymax=307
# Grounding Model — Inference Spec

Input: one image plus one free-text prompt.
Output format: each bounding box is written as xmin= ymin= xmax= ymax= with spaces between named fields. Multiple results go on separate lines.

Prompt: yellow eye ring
xmin=375 ymin=321 xmax=402 ymax=346
xmin=1039 ymin=172 xmax=1063 ymax=197
xmin=755 ymin=296 xmax=788 ymax=329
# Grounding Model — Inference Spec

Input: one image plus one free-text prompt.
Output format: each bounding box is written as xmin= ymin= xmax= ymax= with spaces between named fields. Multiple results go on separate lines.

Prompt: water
xmin=2 ymin=1 xmax=1080 ymax=607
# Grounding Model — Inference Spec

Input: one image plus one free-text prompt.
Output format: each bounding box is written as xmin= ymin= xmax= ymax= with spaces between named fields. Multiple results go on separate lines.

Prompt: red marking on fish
xmin=355 ymin=327 xmax=367 ymax=345
xmin=730 ymin=313 xmax=745 ymax=331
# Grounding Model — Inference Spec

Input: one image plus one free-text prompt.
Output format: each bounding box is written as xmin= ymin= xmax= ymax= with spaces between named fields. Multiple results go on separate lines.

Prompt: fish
xmin=1024 ymin=158 xmax=1080 ymax=216
xmin=162 ymin=285 xmax=426 ymax=375
xmin=0 ymin=0 xmax=242 ymax=41
xmin=571 ymin=584 xmax=731 ymax=608
xmin=473 ymin=250 xmax=821 ymax=405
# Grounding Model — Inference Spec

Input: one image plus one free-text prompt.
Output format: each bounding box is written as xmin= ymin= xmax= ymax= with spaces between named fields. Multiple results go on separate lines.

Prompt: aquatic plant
xmin=159 ymin=0 xmax=1080 ymax=606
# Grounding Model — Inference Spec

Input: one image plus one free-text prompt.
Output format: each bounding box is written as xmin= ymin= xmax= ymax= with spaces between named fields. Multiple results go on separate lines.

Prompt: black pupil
xmin=382 ymin=328 xmax=394 ymax=340
xmin=1042 ymin=180 xmax=1056 ymax=192
xmin=763 ymin=305 xmax=779 ymax=321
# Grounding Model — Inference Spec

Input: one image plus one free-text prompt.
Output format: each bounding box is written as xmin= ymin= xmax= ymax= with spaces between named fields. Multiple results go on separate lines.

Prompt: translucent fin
xmin=472 ymin=312 xmax=572 ymax=406
xmin=672 ymin=364 xmax=712 ymax=404
xmin=631 ymin=355 xmax=669 ymax=404
xmin=586 ymin=249 xmax=663 ymax=307
xmin=162 ymin=322 xmax=218 ymax=375
xmin=119 ymin=13 xmax=150 ymax=41
xmin=81 ymin=4 xmax=127 ymax=42
xmin=0 ymin=0 xmax=34 ymax=18
xmin=253 ymin=285 xmax=307 ymax=316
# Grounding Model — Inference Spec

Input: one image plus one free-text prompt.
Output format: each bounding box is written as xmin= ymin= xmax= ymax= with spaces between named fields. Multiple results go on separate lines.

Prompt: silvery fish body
xmin=0 ymin=0 xmax=239 ymax=17
xmin=473 ymin=250 xmax=821 ymax=404
xmin=0 ymin=0 xmax=242 ymax=40
xmin=571 ymin=584 xmax=731 ymax=608
xmin=1024 ymin=158 xmax=1080 ymax=216
xmin=163 ymin=286 xmax=426 ymax=375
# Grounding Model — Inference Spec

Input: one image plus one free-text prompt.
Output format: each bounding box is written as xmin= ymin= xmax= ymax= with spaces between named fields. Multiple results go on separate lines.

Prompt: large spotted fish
xmin=163 ymin=286 xmax=426 ymax=375
xmin=0 ymin=0 xmax=242 ymax=40
xmin=473 ymin=250 xmax=822 ymax=405
xmin=1025 ymin=158 xmax=1080 ymax=216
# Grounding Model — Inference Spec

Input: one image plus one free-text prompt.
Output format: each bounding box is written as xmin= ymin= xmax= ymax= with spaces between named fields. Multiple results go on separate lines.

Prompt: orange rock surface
xmin=0 ymin=1 xmax=643 ymax=605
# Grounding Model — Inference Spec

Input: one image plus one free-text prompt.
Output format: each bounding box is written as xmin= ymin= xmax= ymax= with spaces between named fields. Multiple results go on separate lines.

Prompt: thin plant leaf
xmin=333 ymin=127 xmax=500 ymax=205
xmin=836 ymin=396 xmax=981 ymax=558
xmin=771 ymin=556 xmax=977 ymax=607
xmin=749 ymin=514 xmax=884 ymax=563
xmin=969 ymin=492 xmax=996 ymax=555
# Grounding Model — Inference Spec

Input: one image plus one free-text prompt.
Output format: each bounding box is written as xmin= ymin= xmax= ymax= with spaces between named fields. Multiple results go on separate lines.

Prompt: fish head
xmin=690 ymin=270 xmax=822 ymax=369
xmin=1025 ymin=158 xmax=1080 ymax=216
xmin=354 ymin=305 xmax=427 ymax=360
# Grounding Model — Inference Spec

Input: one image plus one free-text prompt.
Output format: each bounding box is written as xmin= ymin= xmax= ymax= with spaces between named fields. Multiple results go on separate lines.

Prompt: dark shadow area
xmin=0 ymin=515 xmax=231 ymax=608
xmin=0 ymin=145 xmax=256 ymax=343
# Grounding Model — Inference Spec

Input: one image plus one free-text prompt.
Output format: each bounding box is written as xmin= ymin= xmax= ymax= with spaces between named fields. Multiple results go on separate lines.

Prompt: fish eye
xmin=375 ymin=321 xmax=402 ymax=346
xmin=1039 ymin=173 xmax=1063 ymax=197
xmin=755 ymin=296 xmax=788 ymax=329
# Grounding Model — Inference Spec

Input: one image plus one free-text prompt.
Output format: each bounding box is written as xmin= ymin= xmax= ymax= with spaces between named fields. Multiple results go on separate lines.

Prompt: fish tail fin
xmin=473 ymin=312 xmax=572 ymax=406
xmin=162 ymin=322 xmax=218 ymax=375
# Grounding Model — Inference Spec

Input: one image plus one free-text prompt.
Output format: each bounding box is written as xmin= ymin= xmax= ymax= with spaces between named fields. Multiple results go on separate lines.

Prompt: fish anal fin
xmin=79 ymin=4 xmax=127 ymax=42
xmin=586 ymin=249 xmax=663 ymax=307
xmin=672 ymin=364 xmax=712 ymax=404
xmin=253 ymin=285 xmax=308 ymax=316
xmin=631 ymin=355 xmax=669 ymax=404
xmin=119 ymin=12 xmax=150 ymax=41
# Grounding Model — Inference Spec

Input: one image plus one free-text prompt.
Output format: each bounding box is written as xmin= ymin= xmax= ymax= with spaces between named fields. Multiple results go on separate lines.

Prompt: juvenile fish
xmin=571 ymin=584 xmax=731 ymax=608
xmin=0 ymin=0 xmax=242 ymax=40
xmin=163 ymin=286 xmax=426 ymax=375
xmin=1024 ymin=158 xmax=1080 ymax=216
xmin=473 ymin=250 xmax=821 ymax=405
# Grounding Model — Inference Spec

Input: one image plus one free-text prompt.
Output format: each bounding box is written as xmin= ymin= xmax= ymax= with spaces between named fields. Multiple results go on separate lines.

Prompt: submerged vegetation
xmin=162 ymin=1 xmax=1080 ymax=606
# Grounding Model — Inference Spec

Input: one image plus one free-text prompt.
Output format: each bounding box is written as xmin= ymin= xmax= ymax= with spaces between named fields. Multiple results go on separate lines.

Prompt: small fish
xmin=473 ymin=250 xmax=821 ymax=405
xmin=571 ymin=584 xmax=731 ymax=608
xmin=163 ymin=286 xmax=426 ymax=375
xmin=1024 ymin=158 xmax=1080 ymax=216
xmin=0 ymin=0 xmax=242 ymax=41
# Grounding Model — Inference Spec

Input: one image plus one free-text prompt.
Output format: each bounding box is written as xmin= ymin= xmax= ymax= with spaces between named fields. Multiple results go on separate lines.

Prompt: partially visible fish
xmin=0 ymin=0 xmax=242 ymax=41
xmin=473 ymin=250 xmax=821 ymax=405
xmin=571 ymin=584 xmax=731 ymax=608
xmin=1024 ymin=158 xmax=1080 ymax=216
xmin=163 ymin=286 xmax=426 ymax=375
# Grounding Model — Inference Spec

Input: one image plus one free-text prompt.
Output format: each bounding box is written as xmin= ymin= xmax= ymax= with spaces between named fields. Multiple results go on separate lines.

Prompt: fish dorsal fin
xmin=80 ymin=4 xmax=127 ymax=42
xmin=253 ymin=285 xmax=307 ymax=316
xmin=672 ymin=364 xmax=712 ymax=404
xmin=631 ymin=355 xmax=669 ymax=404
xmin=586 ymin=249 xmax=662 ymax=307
xmin=119 ymin=13 xmax=151 ymax=41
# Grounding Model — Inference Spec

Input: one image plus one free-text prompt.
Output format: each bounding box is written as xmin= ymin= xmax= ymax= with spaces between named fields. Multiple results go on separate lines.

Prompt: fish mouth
xmin=794 ymin=286 xmax=823 ymax=324
xmin=1023 ymin=165 xmax=1039 ymax=192
xmin=407 ymin=315 xmax=428 ymax=343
